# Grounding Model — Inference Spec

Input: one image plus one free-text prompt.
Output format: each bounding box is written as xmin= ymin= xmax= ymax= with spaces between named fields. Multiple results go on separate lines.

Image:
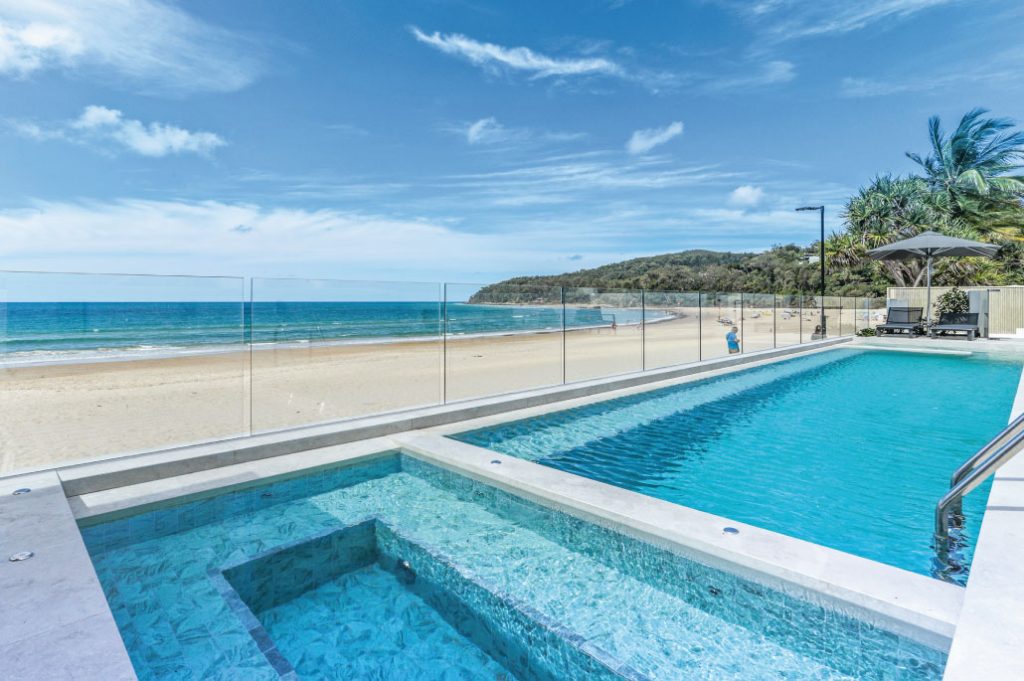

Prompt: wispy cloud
xmin=0 ymin=0 xmax=261 ymax=93
xmin=840 ymin=46 xmax=1024 ymax=98
xmin=465 ymin=117 xmax=509 ymax=144
xmin=716 ymin=0 xmax=956 ymax=43
xmin=410 ymin=26 xmax=624 ymax=80
xmin=452 ymin=117 xmax=586 ymax=147
xmin=12 ymin=105 xmax=226 ymax=157
xmin=0 ymin=195 xmax=847 ymax=281
xmin=729 ymin=185 xmax=765 ymax=207
xmin=626 ymin=121 xmax=683 ymax=155
xmin=839 ymin=77 xmax=919 ymax=98
xmin=0 ymin=198 xmax=640 ymax=280
xmin=705 ymin=60 xmax=795 ymax=91
xmin=440 ymin=152 xmax=739 ymax=211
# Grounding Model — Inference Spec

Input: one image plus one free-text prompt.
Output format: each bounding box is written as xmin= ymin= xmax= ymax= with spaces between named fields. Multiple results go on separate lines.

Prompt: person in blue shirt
xmin=726 ymin=326 xmax=740 ymax=354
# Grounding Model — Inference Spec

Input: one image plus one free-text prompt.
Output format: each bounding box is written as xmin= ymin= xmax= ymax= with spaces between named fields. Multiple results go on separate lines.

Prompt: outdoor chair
xmin=876 ymin=307 xmax=924 ymax=336
xmin=929 ymin=312 xmax=980 ymax=340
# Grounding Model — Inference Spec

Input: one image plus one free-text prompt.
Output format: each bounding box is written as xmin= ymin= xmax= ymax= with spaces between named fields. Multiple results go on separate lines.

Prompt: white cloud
xmin=410 ymin=26 xmax=624 ymax=80
xmin=14 ymin=105 xmax=226 ymax=157
xmin=465 ymin=117 xmax=507 ymax=144
xmin=0 ymin=199 xmax=619 ymax=281
xmin=0 ymin=0 xmax=260 ymax=93
xmin=626 ymin=121 xmax=683 ymax=155
xmin=0 ymin=195 xmax=852 ymax=283
xmin=453 ymin=117 xmax=586 ymax=147
xmin=0 ymin=20 xmax=82 ymax=76
xmin=729 ymin=185 xmax=765 ymax=207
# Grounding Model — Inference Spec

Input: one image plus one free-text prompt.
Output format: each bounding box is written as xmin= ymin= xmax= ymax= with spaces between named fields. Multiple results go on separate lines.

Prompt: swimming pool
xmin=455 ymin=348 xmax=1023 ymax=582
xmin=82 ymin=453 xmax=945 ymax=679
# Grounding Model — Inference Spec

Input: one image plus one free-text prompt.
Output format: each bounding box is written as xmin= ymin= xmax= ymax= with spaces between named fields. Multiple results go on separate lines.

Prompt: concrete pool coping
xmin=0 ymin=471 xmax=136 ymax=680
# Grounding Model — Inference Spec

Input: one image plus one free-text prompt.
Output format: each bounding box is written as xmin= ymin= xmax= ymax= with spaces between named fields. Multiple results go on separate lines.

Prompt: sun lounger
xmin=929 ymin=312 xmax=980 ymax=340
xmin=876 ymin=307 xmax=924 ymax=336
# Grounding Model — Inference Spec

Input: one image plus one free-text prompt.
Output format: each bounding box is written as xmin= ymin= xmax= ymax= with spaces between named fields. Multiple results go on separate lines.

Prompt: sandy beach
xmin=0 ymin=310 xmax=848 ymax=475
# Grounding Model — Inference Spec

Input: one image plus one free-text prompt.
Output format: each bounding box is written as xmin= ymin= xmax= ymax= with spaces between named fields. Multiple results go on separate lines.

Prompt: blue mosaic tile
xmin=83 ymin=454 xmax=947 ymax=680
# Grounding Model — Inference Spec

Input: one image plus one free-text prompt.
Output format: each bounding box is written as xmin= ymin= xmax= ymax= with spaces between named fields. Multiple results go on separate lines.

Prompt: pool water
xmin=261 ymin=563 xmax=513 ymax=679
xmin=455 ymin=349 xmax=1022 ymax=582
xmin=82 ymin=454 xmax=946 ymax=680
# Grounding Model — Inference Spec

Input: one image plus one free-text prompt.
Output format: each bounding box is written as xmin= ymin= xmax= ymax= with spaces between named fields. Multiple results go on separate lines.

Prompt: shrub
xmin=935 ymin=287 xmax=969 ymax=316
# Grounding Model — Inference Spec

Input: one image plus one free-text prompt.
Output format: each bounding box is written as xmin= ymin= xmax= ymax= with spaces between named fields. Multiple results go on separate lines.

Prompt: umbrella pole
xmin=926 ymin=254 xmax=933 ymax=327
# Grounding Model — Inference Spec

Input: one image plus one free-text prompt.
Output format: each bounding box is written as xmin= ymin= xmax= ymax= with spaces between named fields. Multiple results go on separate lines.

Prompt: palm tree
xmin=906 ymin=108 xmax=1024 ymax=233
xmin=835 ymin=175 xmax=955 ymax=286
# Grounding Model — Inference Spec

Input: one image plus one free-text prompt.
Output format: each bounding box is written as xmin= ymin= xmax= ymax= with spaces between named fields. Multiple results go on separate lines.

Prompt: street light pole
xmin=796 ymin=205 xmax=826 ymax=336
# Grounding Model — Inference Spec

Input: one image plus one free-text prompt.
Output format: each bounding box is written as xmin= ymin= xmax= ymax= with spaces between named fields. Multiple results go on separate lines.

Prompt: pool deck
xmin=0 ymin=470 xmax=135 ymax=679
xmin=3 ymin=335 xmax=1024 ymax=679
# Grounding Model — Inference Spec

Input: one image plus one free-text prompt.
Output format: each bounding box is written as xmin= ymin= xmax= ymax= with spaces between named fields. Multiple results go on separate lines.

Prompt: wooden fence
xmin=887 ymin=285 xmax=1024 ymax=335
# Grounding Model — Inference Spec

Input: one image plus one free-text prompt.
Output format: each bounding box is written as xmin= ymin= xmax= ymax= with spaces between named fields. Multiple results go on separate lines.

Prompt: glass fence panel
xmin=865 ymin=297 xmax=887 ymax=332
xmin=564 ymin=288 xmax=643 ymax=382
xmin=839 ymin=296 xmax=858 ymax=336
xmin=700 ymin=292 xmax=741 ymax=359
xmin=250 ymin=278 xmax=442 ymax=433
xmin=775 ymin=294 xmax=802 ymax=348
xmin=444 ymin=283 xmax=563 ymax=401
xmin=821 ymin=296 xmax=840 ymax=338
xmin=800 ymin=295 xmax=823 ymax=343
xmin=742 ymin=293 xmax=775 ymax=353
xmin=0 ymin=270 xmax=246 ymax=475
xmin=643 ymin=291 xmax=700 ymax=370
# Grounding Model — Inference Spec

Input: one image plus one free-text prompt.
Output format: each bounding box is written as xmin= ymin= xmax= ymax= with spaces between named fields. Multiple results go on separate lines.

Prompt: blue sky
xmin=1 ymin=0 xmax=1022 ymax=284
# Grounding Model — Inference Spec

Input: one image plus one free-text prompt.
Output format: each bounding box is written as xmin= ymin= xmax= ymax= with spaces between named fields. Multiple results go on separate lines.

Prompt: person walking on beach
xmin=726 ymin=326 xmax=740 ymax=354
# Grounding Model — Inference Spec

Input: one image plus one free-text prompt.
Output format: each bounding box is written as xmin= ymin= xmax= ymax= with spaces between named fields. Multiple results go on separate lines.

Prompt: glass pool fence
xmin=0 ymin=270 xmax=876 ymax=473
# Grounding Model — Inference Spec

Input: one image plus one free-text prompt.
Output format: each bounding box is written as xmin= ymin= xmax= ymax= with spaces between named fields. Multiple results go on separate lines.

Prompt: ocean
xmin=0 ymin=301 xmax=657 ymax=366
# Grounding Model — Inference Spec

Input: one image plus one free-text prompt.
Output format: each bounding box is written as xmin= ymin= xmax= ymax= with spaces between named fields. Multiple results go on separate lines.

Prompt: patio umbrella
xmin=868 ymin=230 xmax=1000 ymax=324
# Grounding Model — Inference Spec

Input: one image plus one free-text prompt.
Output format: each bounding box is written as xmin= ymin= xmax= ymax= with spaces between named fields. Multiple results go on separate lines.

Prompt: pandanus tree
xmin=906 ymin=108 xmax=1024 ymax=235
xmin=833 ymin=175 xmax=954 ymax=287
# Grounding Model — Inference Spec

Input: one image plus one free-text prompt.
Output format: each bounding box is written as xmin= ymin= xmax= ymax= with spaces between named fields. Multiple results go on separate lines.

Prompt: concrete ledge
xmin=395 ymin=432 xmax=963 ymax=651
xmin=852 ymin=335 xmax=1024 ymax=356
xmin=70 ymin=437 xmax=398 ymax=523
xmin=848 ymin=344 xmax=973 ymax=356
xmin=55 ymin=338 xmax=849 ymax=497
xmin=0 ymin=471 xmax=136 ymax=680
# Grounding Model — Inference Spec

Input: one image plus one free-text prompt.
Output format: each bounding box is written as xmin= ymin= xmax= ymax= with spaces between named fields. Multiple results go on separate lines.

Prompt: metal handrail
xmin=935 ymin=427 xmax=1024 ymax=540
xmin=950 ymin=411 xmax=1024 ymax=487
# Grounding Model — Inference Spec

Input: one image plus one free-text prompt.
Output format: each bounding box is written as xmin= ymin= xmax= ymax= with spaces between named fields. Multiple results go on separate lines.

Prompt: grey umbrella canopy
xmin=868 ymin=230 xmax=1000 ymax=324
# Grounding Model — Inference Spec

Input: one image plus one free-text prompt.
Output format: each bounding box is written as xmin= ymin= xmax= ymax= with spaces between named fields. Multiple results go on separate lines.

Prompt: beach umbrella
xmin=867 ymin=230 xmax=999 ymax=324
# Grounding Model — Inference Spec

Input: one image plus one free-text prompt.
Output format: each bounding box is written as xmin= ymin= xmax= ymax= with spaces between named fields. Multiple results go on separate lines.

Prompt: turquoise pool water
xmin=82 ymin=454 xmax=945 ymax=680
xmin=456 ymin=348 xmax=1022 ymax=582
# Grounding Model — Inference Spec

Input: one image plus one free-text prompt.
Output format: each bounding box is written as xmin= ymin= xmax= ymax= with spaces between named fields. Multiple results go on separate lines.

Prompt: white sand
xmin=0 ymin=310 xmax=854 ymax=475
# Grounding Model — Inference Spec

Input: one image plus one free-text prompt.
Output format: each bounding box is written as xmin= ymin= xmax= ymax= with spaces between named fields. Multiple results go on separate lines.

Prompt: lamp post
xmin=796 ymin=205 xmax=825 ymax=336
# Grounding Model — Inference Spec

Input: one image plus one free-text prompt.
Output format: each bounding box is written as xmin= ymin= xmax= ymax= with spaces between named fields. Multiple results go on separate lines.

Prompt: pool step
xmin=212 ymin=518 xmax=650 ymax=680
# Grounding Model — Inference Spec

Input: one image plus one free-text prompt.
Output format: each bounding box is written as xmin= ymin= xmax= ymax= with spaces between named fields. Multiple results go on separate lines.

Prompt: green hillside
xmin=470 ymin=245 xmax=830 ymax=303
